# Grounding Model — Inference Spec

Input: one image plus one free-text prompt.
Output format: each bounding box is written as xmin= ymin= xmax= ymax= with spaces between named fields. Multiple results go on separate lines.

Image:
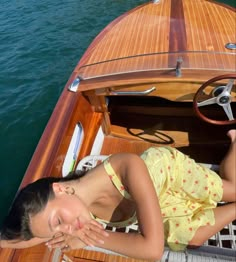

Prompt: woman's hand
xmin=46 ymin=220 xmax=109 ymax=251
xmin=46 ymin=232 xmax=86 ymax=252
xmin=74 ymin=219 xmax=109 ymax=247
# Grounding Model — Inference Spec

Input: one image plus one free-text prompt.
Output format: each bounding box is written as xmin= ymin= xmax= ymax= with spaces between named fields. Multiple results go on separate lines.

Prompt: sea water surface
xmin=0 ymin=0 xmax=235 ymax=227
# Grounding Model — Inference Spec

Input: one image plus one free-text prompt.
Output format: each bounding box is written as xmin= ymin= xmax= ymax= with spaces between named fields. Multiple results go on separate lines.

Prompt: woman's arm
xmin=99 ymin=153 xmax=164 ymax=260
xmin=0 ymin=237 xmax=49 ymax=249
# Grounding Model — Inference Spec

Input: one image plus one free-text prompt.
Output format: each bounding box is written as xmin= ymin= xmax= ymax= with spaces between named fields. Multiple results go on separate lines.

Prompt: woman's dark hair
xmin=0 ymin=170 xmax=86 ymax=241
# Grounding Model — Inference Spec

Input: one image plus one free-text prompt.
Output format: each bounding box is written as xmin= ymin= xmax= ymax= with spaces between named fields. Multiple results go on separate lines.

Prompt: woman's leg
xmin=188 ymin=202 xmax=236 ymax=247
xmin=219 ymin=130 xmax=236 ymax=202
xmin=189 ymin=131 xmax=236 ymax=246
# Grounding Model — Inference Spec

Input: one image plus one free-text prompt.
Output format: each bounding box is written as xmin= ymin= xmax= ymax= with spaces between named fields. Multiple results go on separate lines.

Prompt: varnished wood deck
xmin=77 ymin=0 xmax=235 ymax=83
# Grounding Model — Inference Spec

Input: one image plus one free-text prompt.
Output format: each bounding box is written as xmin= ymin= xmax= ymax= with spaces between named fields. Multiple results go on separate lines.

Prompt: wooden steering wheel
xmin=193 ymin=74 xmax=236 ymax=125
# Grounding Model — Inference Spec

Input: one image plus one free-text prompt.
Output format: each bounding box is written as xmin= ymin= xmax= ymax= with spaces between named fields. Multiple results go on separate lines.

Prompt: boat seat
xmin=76 ymin=155 xmax=236 ymax=261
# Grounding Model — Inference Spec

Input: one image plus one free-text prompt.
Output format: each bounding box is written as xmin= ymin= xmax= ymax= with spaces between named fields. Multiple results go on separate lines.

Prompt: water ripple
xmin=0 ymin=0 xmax=148 ymax=225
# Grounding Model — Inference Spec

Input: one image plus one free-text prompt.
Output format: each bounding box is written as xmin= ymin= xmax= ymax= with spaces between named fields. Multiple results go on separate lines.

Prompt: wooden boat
xmin=1 ymin=0 xmax=235 ymax=261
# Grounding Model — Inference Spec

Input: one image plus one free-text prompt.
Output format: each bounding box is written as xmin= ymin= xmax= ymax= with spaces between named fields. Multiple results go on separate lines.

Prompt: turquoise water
xmin=0 ymin=0 xmax=235 ymax=227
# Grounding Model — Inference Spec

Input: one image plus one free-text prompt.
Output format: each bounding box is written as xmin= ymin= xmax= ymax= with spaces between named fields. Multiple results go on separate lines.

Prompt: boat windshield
xmin=78 ymin=51 xmax=236 ymax=80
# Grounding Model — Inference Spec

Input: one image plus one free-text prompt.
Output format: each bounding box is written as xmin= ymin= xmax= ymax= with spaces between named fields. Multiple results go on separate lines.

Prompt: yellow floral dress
xmin=95 ymin=147 xmax=223 ymax=251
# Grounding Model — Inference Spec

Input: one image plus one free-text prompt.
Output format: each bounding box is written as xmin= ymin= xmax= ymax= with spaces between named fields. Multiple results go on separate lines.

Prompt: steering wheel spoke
xmin=226 ymin=78 xmax=234 ymax=92
xmin=197 ymin=97 xmax=218 ymax=107
xmin=222 ymin=104 xmax=234 ymax=121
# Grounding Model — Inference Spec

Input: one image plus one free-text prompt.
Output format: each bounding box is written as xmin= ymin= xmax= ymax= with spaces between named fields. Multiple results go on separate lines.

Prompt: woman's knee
xmin=221 ymin=180 xmax=236 ymax=202
xmin=188 ymin=238 xmax=204 ymax=247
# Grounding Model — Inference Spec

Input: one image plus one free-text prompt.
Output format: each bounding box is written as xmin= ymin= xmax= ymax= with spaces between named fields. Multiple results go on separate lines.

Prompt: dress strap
xmin=103 ymin=159 xmax=131 ymax=200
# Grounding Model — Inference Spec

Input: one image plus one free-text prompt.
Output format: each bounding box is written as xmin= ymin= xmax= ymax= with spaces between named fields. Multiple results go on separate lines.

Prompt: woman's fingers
xmin=89 ymin=219 xmax=104 ymax=229
xmin=61 ymin=244 xmax=71 ymax=252
xmin=86 ymin=221 xmax=109 ymax=237
xmin=48 ymin=236 xmax=64 ymax=245
xmin=46 ymin=233 xmax=67 ymax=249
xmin=78 ymin=220 xmax=109 ymax=247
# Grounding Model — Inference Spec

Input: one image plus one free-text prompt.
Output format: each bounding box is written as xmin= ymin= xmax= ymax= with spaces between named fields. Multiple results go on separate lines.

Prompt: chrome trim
xmin=225 ymin=43 xmax=236 ymax=50
xmin=68 ymin=77 xmax=80 ymax=92
xmin=176 ymin=57 xmax=183 ymax=77
xmin=110 ymin=86 xmax=156 ymax=96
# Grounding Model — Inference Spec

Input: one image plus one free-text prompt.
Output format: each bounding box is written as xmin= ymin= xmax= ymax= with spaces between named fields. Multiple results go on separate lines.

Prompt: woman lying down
xmin=0 ymin=130 xmax=235 ymax=260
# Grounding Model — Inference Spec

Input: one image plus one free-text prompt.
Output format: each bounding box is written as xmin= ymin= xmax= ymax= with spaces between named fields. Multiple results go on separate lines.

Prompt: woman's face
xmin=30 ymin=183 xmax=91 ymax=238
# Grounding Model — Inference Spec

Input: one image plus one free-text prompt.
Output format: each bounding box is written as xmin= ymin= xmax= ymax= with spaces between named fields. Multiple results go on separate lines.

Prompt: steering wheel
xmin=193 ymin=74 xmax=236 ymax=125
